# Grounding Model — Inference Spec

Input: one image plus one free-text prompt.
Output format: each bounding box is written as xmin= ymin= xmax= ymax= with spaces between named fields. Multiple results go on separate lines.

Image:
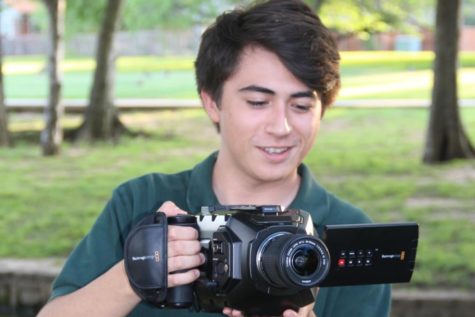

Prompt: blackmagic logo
xmin=132 ymin=250 xmax=161 ymax=263
xmin=381 ymin=251 xmax=406 ymax=261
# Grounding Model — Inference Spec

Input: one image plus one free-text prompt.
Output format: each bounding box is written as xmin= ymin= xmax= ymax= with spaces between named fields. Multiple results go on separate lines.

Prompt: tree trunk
xmin=0 ymin=13 xmax=12 ymax=147
xmin=423 ymin=0 xmax=475 ymax=163
xmin=74 ymin=0 xmax=126 ymax=142
xmin=41 ymin=0 xmax=66 ymax=156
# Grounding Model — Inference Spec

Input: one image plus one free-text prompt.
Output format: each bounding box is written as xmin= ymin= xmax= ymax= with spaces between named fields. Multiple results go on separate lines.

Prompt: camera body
xmin=169 ymin=205 xmax=418 ymax=315
xmin=190 ymin=205 xmax=326 ymax=315
xmin=124 ymin=205 xmax=418 ymax=316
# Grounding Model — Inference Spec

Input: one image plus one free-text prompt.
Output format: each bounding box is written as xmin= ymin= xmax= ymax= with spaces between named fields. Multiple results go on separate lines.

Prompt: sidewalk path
xmin=1 ymin=258 xmax=474 ymax=316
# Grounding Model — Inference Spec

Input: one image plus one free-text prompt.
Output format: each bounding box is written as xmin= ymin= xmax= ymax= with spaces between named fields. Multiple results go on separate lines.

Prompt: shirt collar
xmin=186 ymin=152 xmax=220 ymax=214
xmin=289 ymin=164 xmax=330 ymax=227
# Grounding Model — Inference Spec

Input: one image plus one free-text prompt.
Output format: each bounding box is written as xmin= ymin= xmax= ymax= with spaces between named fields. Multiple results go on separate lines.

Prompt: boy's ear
xmin=200 ymin=90 xmax=220 ymax=124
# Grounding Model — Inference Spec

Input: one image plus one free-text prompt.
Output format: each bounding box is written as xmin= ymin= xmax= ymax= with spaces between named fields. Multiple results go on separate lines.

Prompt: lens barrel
xmin=257 ymin=233 xmax=330 ymax=288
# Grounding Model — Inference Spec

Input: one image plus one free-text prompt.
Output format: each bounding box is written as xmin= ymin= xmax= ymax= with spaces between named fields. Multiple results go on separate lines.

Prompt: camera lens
xmin=292 ymin=247 xmax=318 ymax=276
xmin=256 ymin=233 xmax=330 ymax=289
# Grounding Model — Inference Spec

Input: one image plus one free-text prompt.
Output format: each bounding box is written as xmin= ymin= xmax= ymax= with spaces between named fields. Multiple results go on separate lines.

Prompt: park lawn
xmin=3 ymin=51 xmax=475 ymax=100
xmin=1 ymin=107 xmax=475 ymax=291
xmin=4 ymin=71 xmax=199 ymax=99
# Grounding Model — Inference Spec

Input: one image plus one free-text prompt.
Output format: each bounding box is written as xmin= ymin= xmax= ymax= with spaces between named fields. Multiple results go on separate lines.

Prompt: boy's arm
xmin=38 ymin=201 xmax=203 ymax=317
xmin=37 ymin=260 xmax=141 ymax=317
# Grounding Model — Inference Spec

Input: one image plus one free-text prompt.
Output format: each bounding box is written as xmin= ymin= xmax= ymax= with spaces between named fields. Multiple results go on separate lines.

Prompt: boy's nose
xmin=265 ymin=106 xmax=292 ymax=136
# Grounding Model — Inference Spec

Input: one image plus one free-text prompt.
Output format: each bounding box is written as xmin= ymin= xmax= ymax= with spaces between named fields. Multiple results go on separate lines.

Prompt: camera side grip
xmin=124 ymin=212 xmax=168 ymax=306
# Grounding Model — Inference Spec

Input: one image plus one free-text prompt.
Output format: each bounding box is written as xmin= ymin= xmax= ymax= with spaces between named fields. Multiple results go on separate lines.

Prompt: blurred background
xmin=0 ymin=0 xmax=474 ymax=316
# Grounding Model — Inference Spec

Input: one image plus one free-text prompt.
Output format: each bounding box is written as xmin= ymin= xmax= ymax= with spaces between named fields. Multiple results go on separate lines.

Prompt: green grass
xmin=3 ymin=52 xmax=475 ymax=100
xmin=4 ymin=71 xmax=199 ymax=99
xmin=2 ymin=51 xmax=475 ymax=290
xmin=1 ymin=108 xmax=475 ymax=291
xmin=3 ymin=55 xmax=196 ymax=74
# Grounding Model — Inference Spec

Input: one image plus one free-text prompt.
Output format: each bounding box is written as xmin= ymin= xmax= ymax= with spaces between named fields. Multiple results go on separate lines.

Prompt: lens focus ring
xmin=284 ymin=237 xmax=330 ymax=287
xmin=257 ymin=233 xmax=330 ymax=289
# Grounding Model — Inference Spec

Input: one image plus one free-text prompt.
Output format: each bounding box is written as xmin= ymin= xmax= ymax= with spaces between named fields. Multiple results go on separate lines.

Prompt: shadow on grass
xmin=9 ymin=128 xmax=166 ymax=146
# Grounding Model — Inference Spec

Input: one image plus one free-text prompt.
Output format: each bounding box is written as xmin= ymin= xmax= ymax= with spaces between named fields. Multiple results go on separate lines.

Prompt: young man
xmin=38 ymin=1 xmax=390 ymax=316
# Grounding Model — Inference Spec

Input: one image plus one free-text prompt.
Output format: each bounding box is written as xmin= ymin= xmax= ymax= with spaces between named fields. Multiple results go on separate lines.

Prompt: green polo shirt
xmin=51 ymin=152 xmax=390 ymax=316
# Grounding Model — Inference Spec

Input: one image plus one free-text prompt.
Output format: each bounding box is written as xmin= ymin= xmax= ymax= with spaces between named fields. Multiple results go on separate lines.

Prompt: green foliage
xmin=319 ymin=0 xmax=436 ymax=37
xmin=40 ymin=0 xmax=241 ymax=35
xmin=1 ymin=108 xmax=475 ymax=291
xmin=121 ymin=0 xmax=236 ymax=30
xmin=28 ymin=0 xmax=450 ymax=38
xmin=320 ymin=1 xmax=392 ymax=36
xmin=28 ymin=3 xmax=49 ymax=33
xmin=64 ymin=0 xmax=106 ymax=34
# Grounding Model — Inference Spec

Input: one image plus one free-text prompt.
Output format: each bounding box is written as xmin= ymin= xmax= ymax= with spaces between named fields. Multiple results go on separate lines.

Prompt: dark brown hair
xmin=195 ymin=0 xmax=340 ymax=111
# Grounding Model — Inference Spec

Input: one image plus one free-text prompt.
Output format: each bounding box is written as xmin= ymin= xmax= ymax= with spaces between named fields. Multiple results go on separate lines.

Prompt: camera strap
xmin=124 ymin=211 xmax=168 ymax=306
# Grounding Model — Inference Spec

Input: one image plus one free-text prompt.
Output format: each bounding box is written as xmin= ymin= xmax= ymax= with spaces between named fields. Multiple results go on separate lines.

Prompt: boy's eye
xmin=247 ymin=100 xmax=268 ymax=107
xmin=292 ymin=104 xmax=312 ymax=112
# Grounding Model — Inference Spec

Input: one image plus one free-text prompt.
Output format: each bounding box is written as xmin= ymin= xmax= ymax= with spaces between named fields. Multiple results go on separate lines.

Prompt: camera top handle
xmin=201 ymin=204 xmax=284 ymax=215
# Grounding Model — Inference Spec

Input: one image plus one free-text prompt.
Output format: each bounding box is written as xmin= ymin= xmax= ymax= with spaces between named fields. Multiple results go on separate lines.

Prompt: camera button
xmin=217 ymin=261 xmax=228 ymax=275
xmin=212 ymin=241 xmax=224 ymax=254
xmin=337 ymin=258 xmax=346 ymax=267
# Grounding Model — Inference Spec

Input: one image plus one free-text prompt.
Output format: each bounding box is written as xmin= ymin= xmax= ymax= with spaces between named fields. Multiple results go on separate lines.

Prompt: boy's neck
xmin=211 ymin=156 xmax=301 ymax=209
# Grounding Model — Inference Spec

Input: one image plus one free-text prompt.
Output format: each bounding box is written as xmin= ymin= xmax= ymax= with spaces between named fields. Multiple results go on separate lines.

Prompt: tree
xmin=0 ymin=50 xmax=9 ymax=148
xmin=73 ymin=0 xmax=126 ymax=142
xmin=41 ymin=0 xmax=66 ymax=156
xmin=423 ymin=0 xmax=475 ymax=163
xmin=0 ymin=22 xmax=11 ymax=146
xmin=0 ymin=4 xmax=11 ymax=147
xmin=71 ymin=0 xmax=232 ymax=142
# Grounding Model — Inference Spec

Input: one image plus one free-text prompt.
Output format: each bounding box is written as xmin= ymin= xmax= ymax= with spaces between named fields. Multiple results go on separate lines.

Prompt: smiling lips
xmin=260 ymin=146 xmax=292 ymax=155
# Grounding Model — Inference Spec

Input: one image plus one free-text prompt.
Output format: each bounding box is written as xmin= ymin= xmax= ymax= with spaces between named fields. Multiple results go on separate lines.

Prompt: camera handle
xmin=166 ymin=215 xmax=199 ymax=308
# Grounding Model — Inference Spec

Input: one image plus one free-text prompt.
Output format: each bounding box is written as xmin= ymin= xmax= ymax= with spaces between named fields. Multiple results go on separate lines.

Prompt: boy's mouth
xmin=261 ymin=147 xmax=291 ymax=155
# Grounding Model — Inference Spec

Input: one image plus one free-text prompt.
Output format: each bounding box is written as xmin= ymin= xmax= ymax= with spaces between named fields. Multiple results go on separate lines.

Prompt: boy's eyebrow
xmin=291 ymin=90 xmax=317 ymax=99
xmin=238 ymin=85 xmax=316 ymax=99
xmin=239 ymin=85 xmax=275 ymax=95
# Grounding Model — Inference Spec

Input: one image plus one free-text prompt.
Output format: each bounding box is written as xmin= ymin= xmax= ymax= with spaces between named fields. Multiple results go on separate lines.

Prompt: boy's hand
xmin=222 ymin=300 xmax=316 ymax=317
xmin=158 ymin=201 xmax=205 ymax=287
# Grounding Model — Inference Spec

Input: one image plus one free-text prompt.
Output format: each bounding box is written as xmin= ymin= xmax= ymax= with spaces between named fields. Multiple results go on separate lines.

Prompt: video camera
xmin=124 ymin=205 xmax=418 ymax=316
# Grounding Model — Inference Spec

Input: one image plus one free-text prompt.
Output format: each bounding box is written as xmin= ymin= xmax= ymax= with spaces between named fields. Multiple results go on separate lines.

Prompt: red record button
xmin=337 ymin=258 xmax=346 ymax=267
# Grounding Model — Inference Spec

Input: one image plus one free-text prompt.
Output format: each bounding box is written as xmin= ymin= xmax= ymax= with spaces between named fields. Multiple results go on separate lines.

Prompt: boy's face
xmin=202 ymin=45 xmax=322 ymax=185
